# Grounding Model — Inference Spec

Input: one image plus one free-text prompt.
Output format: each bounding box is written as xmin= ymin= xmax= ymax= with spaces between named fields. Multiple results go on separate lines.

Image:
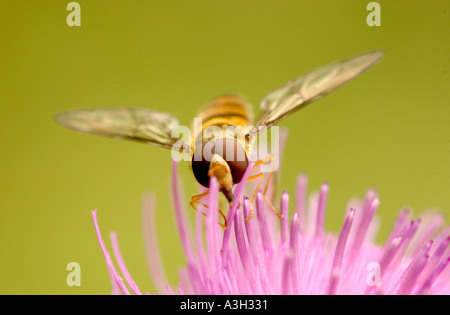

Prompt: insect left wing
xmin=55 ymin=107 xmax=187 ymax=151
xmin=249 ymin=50 xmax=384 ymax=137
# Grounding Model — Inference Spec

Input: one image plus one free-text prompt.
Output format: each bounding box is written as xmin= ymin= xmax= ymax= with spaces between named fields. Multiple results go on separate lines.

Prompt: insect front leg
xmin=245 ymin=155 xmax=281 ymax=221
xmin=190 ymin=189 xmax=228 ymax=229
xmin=190 ymin=190 xmax=209 ymax=216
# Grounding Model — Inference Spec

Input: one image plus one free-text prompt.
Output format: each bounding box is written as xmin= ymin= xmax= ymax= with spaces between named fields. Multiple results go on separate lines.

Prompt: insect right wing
xmin=55 ymin=107 xmax=189 ymax=152
xmin=248 ymin=50 xmax=384 ymax=138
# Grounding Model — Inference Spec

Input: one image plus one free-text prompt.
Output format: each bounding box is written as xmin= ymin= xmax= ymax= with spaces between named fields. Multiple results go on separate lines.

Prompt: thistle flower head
xmin=92 ymin=157 xmax=450 ymax=295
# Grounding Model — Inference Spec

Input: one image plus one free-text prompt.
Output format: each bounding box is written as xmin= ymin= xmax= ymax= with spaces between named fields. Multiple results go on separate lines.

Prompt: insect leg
xmin=190 ymin=190 xmax=229 ymax=228
xmin=262 ymin=168 xmax=282 ymax=218
xmin=246 ymin=172 xmax=265 ymax=222
xmin=190 ymin=190 xmax=209 ymax=216
xmin=245 ymin=155 xmax=281 ymax=221
xmin=251 ymin=154 xmax=274 ymax=169
xmin=218 ymin=209 xmax=228 ymax=229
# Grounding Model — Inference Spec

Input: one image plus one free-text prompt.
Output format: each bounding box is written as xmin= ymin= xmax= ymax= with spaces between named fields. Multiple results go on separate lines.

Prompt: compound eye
xmin=222 ymin=139 xmax=248 ymax=184
xmin=191 ymin=143 xmax=211 ymax=188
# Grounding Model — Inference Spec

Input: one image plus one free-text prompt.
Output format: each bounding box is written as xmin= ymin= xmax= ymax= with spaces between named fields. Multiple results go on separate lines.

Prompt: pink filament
xmin=92 ymin=159 xmax=450 ymax=295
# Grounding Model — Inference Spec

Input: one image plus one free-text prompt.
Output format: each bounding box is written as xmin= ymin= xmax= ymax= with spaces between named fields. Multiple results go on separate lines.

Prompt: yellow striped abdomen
xmin=191 ymin=95 xmax=253 ymax=151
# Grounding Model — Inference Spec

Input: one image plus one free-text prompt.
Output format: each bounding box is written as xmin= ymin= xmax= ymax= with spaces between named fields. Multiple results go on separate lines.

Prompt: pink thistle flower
xmin=92 ymin=157 xmax=450 ymax=295
xmin=92 ymin=127 xmax=449 ymax=295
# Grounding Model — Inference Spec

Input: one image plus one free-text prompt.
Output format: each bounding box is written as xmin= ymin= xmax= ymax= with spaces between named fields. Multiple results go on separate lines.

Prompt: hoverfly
xmin=56 ymin=50 xmax=384 ymax=223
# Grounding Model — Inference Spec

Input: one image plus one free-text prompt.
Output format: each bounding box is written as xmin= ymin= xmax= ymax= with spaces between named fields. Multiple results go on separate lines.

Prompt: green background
xmin=0 ymin=1 xmax=448 ymax=294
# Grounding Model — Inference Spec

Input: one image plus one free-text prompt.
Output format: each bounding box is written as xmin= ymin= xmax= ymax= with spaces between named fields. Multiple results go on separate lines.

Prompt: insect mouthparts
xmin=223 ymin=189 xmax=234 ymax=203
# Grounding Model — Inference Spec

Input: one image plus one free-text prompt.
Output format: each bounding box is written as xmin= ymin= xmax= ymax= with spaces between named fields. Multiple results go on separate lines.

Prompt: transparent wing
xmin=250 ymin=50 xmax=384 ymax=137
xmin=55 ymin=107 xmax=186 ymax=151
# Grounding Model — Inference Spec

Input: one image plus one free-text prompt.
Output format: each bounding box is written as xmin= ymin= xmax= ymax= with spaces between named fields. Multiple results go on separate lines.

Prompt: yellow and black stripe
xmin=191 ymin=95 xmax=253 ymax=151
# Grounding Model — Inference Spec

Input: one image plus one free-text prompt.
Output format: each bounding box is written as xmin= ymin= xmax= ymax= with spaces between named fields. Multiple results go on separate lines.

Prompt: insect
xmin=56 ymin=50 xmax=384 ymax=224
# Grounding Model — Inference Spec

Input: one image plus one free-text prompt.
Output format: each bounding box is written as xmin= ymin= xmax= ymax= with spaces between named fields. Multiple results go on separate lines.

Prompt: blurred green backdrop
xmin=0 ymin=0 xmax=448 ymax=294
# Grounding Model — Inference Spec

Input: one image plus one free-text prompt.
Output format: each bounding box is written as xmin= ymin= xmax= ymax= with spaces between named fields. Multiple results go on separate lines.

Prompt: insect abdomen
xmin=199 ymin=95 xmax=253 ymax=130
xmin=191 ymin=94 xmax=254 ymax=157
